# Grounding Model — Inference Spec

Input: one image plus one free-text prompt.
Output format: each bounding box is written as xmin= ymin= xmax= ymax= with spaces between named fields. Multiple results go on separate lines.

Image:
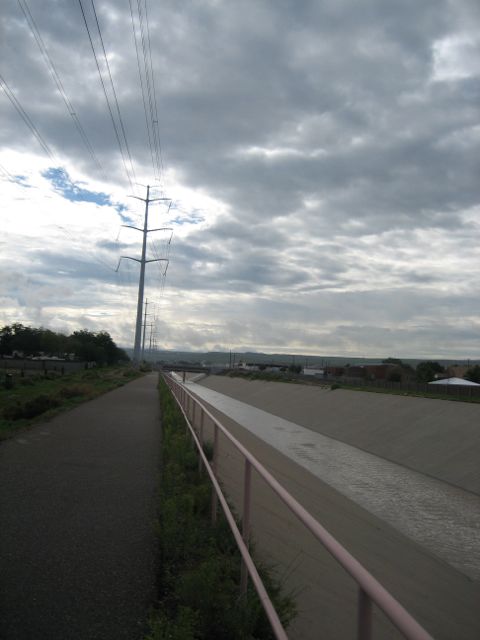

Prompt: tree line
xmin=382 ymin=358 xmax=480 ymax=384
xmin=0 ymin=324 xmax=129 ymax=366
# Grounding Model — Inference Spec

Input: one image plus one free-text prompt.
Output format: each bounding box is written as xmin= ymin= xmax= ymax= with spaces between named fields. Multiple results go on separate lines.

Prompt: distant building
xmin=429 ymin=377 xmax=480 ymax=387
xmin=237 ymin=362 xmax=284 ymax=372
xmin=325 ymin=363 xmax=404 ymax=381
xmin=302 ymin=367 xmax=325 ymax=377
xmin=445 ymin=365 xmax=470 ymax=379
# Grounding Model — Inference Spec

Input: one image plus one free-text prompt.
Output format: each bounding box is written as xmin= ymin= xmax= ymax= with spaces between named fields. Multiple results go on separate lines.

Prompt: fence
xmin=0 ymin=358 xmax=87 ymax=374
xmin=163 ymin=373 xmax=433 ymax=640
xmin=323 ymin=375 xmax=480 ymax=399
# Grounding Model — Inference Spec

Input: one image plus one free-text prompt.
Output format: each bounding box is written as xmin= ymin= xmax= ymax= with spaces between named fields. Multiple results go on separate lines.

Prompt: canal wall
xmin=198 ymin=376 xmax=480 ymax=495
xmin=191 ymin=383 xmax=480 ymax=640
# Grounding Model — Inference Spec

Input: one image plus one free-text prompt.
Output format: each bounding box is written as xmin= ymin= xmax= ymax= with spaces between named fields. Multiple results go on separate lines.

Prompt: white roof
xmin=428 ymin=377 xmax=480 ymax=386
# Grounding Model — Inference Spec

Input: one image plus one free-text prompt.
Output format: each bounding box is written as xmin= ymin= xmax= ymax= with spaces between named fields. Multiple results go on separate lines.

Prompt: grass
xmin=0 ymin=365 xmax=143 ymax=439
xmin=147 ymin=378 xmax=296 ymax=640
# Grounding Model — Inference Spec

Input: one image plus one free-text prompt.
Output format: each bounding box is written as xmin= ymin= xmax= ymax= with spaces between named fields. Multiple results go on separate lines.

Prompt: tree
xmin=0 ymin=323 xmax=128 ymax=364
xmin=465 ymin=365 xmax=480 ymax=384
xmin=416 ymin=361 xmax=444 ymax=383
xmin=39 ymin=328 xmax=68 ymax=357
xmin=383 ymin=357 xmax=403 ymax=366
xmin=69 ymin=329 xmax=129 ymax=365
xmin=387 ymin=370 xmax=402 ymax=383
xmin=0 ymin=324 xmax=42 ymax=356
xmin=0 ymin=325 xmax=14 ymax=356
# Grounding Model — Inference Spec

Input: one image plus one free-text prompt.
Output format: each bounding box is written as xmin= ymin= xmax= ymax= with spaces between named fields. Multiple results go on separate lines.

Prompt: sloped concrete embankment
xmin=191 ymin=376 xmax=480 ymax=640
xmin=199 ymin=376 xmax=480 ymax=495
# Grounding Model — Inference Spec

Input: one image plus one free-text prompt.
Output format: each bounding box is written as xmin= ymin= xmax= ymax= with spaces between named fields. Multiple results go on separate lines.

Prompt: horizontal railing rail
xmin=163 ymin=373 xmax=434 ymax=640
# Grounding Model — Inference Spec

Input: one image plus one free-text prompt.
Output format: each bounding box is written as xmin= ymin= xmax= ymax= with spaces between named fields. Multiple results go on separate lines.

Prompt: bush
xmin=3 ymin=394 xmax=61 ymax=420
xmin=18 ymin=377 xmax=35 ymax=386
xmin=123 ymin=368 xmax=139 ymax=378
xmin=58 ymin=384 xmax=93 ymax=399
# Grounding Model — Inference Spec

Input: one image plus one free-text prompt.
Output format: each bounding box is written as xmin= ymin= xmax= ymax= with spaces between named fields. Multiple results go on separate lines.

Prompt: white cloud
xmin=1 ymin=0 xmax=479 ymax=359
xmin=432 ymin=34 xmax=480 ymax=81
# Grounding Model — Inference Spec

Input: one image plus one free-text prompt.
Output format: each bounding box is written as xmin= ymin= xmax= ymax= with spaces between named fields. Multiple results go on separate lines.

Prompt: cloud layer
xmin=1 ymin=0 xmax=479 ymax=358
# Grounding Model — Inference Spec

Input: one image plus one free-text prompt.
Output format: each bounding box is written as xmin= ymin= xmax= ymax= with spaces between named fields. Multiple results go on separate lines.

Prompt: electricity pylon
xmin=115 ymin=185 xmax=172 ymax=364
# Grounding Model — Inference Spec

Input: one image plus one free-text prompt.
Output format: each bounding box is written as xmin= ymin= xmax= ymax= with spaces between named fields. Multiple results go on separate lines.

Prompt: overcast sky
xmin=1 ymin=0 xmax=479 ymax=359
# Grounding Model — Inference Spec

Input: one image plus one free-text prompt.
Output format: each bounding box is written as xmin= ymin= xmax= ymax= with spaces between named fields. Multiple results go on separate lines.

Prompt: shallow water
xmin=187 ymin=381 xmax=480 ymax=581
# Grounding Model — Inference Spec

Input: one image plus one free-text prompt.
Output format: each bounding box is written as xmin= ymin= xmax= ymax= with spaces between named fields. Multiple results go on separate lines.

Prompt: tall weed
xmin=148 ymin=379 xmax=296 ymax=639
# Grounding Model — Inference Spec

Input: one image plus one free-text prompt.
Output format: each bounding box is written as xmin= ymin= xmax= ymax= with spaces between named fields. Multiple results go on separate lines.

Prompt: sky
xmin=1 ymin=0 xmax=479 ymax=359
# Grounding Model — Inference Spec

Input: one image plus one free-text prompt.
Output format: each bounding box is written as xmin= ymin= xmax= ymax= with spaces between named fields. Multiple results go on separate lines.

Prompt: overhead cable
xmin=0 ymin=163 xmax=14 ymax=180
xmin=89 ymin=0 xmax=137 ymax=188
xmin=77 ymin=0 xmax=136 ymax=193
xmin=128 ymin=0 xmax=157 ymax=182
xmin=129 ymin=0 xmax=165 ymax=187
xmin=17 ymin=0 xmax=105 ymax=177
xmin=0 ymin=72 xmax=55 ymax=159
xmin=143 ymin=0 xmax=165 ymax=183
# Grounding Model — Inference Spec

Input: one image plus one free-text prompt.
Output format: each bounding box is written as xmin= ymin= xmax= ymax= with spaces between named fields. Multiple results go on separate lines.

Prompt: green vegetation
xmin=148 ymin=379 xmax=296 ymax=640
xmin=415 ymin=360 xmax=445 ymax=383
xmin=0 ymin=366 xmax=142 ymax=439
xmin=465 ymin=365 xmax=480 ymax=384
xmin=0 ymin=323 xmax=129 ymax=364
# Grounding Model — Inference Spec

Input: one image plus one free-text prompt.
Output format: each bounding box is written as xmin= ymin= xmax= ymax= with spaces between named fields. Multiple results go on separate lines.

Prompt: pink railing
xmin=163 ymin=374 xmax=434 ymax=640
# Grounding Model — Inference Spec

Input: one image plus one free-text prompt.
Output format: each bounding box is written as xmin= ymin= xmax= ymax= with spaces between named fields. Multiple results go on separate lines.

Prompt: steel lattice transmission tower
xmin=115 ymin=185 xmax=172 ymax=364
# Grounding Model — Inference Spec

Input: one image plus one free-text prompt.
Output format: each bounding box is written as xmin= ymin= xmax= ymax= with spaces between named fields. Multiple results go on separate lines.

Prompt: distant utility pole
xmin=115 ymin=185 xmax=172 ymax=364
xmin=141 ymin=298 xmax=153 ymax=361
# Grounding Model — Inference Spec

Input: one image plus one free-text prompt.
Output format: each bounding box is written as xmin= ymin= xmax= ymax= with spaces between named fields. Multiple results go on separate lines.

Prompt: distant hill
xmin=121 ymin=348 xmax=478 ymax=369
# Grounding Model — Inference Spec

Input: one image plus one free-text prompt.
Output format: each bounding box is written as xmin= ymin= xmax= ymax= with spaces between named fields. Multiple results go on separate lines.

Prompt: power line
xmin=89 ymin=0 xmax=137 ymax=188
xmin=0 ymin=163 xmax=14 ymax=181
xmin=128 ymin=0 xmax=157 ymax=181
xmin=129 ymin=0 xmax=165 ymax=187
xmin=0 ymin=72 xmax=55 ymax=159
xmin=17 ymin=0 xmax=105 ymax=177
xmin=136 ymin=0 xmax=159 ymax=181
xmin=77 ymin=0 xmax=136 ymax=192
xmin=143 ymin=0 xmax=165 ymax=183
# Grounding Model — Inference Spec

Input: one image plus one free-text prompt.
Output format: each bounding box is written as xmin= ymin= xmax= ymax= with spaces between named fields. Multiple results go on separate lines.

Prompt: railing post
xmin=198 ymin=409 xmax=205 ymax=474
xmin=240 ymin=459 xmax=252 ymax=595
xmin=211 ymin=423 xmax=219 ymax=523
xmin=357 ymin=588 xmax=372 ymax=640
xmin=185 ymin=395 xmax=190 ymax=435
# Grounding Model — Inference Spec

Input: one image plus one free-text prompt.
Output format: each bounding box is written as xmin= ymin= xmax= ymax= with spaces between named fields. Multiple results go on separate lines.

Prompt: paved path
xmin=0 ymin=373 xmax=160 ymax=640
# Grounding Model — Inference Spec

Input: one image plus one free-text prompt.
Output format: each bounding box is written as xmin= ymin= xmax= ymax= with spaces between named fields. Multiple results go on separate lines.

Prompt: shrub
xmin=58 ymin=384 xmax=93 ymax=399
xmin=18 ymin=377 xmax=35 ymax=386
xmin=148 ymin=378 xmax=296 ymax=639
xmin=3 ymin=394 xmax=61 ymax=420
xmin=123 ymin=368 xmax=139 ymax=378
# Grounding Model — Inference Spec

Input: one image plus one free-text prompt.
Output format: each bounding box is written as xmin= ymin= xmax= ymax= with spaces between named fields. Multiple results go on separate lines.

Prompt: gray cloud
xmin=1 ymin=0 xmax=479 ymax=357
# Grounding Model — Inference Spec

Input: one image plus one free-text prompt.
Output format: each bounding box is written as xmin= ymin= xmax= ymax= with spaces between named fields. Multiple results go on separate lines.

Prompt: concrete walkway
xmin=0 ymin=373 xmax=160 ymax=640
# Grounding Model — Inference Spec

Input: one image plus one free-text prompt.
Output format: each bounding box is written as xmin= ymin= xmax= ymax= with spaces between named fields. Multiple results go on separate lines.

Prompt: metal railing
xmin=163 ymin=373 xmax=434 ymax=640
